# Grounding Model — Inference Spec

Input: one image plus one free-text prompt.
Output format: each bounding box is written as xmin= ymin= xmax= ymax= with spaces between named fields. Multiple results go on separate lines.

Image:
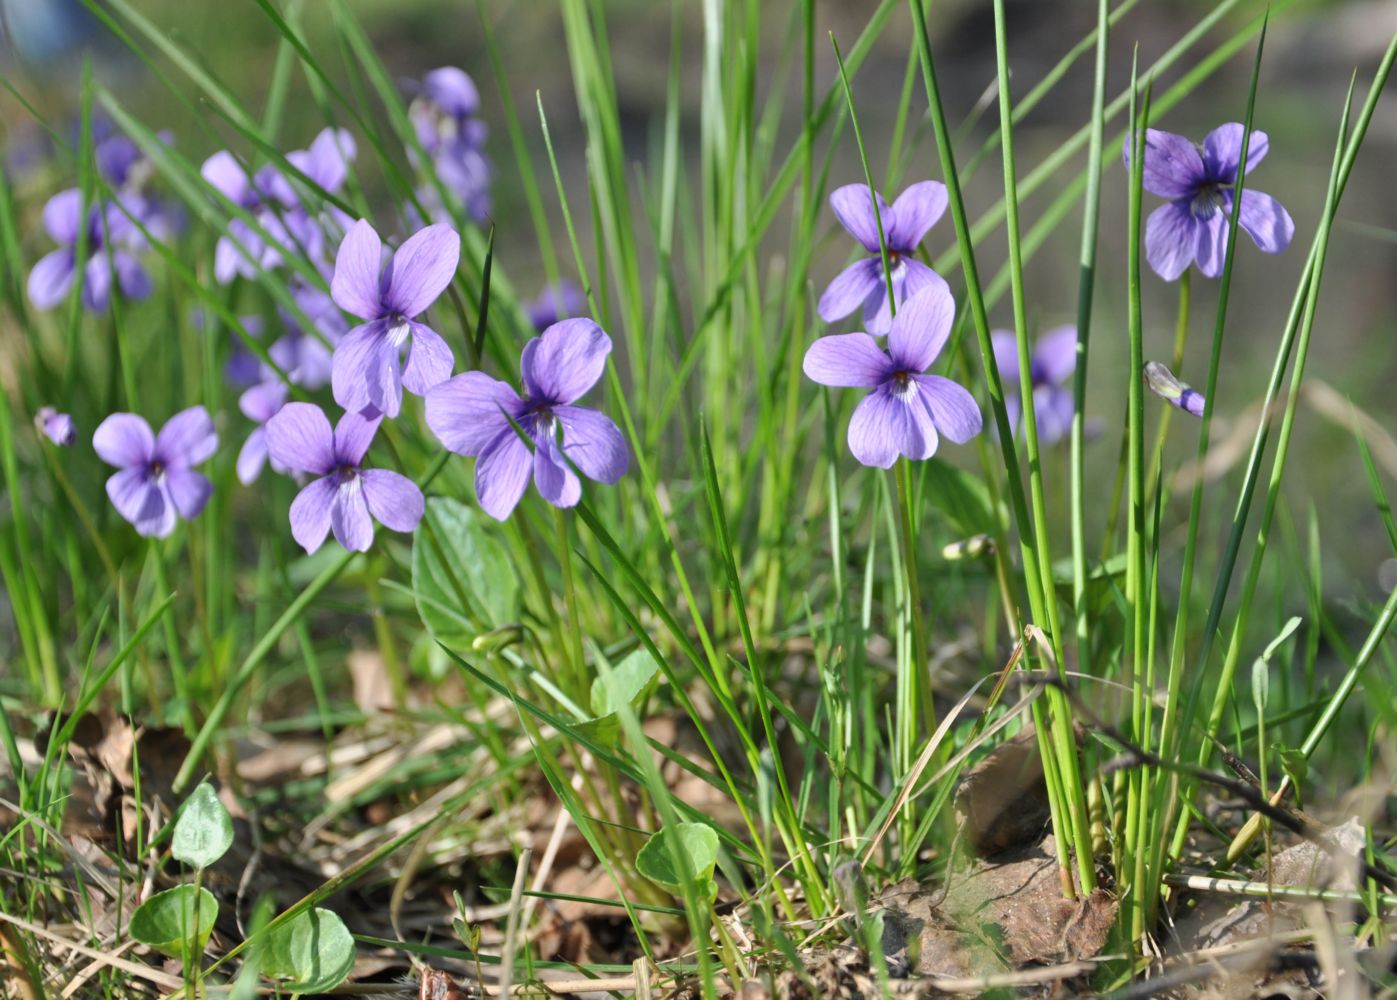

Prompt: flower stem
xmin=1145 ymin=270 xmax=1190 ymax=500
xmin=893 ymin=458 xmax=934 ymax=739
xmin=554 ymin=506 xmax=588 ymax=702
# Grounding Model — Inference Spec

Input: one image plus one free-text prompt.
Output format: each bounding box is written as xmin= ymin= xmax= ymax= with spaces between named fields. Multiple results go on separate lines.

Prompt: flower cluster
xmin=28 ymin=189 xmax=151 ymax=312
xmin=408 ymin=67 xmax=492 ymax=224
xmin=807 ymin=181 xmax=983 ymax=465
xmin=29 ymin=84 xmax=1294 ymax=559
xmin=201 ymin=127 xmax=356 ymax=284
xmin=25 ymin=123 xmax=187 ymax=314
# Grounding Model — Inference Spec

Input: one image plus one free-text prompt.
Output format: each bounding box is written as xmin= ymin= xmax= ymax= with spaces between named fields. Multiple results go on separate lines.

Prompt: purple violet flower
xmin=803 ymin=281 xmax=981 ymax=467
xmin=526 ymin=279 xmax=587 ymax=332
xmin=236 ymin=380 xmax=290 ymax=484
xmin=264 ymin=402 xmax=424 ymax=553
xmin=818 ymin=181 xmax=949 ymax=336
xmin=330 ymin=219 xmax=460 ymax=418
xmin=1129 ymin=124 xmax=1294 ymax=281
xmin=425 ymin=318 xmax=628 ymax=520
xmin=1143 ymin=361 xmax=1205 ymax=417
xmin=991 ymin=325 xmax=1079 ymax=445
xmin=93 ymin=407 xmax=217 ymax=538
xmin=28 ymin=189 xmax=152 ymax=312
xmin=35 ymin=407 xmax=76 ymax=447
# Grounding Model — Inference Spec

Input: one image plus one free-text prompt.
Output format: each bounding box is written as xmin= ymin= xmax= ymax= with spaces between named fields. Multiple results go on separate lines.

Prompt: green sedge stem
xmin=1070 ymin=0 xmax=1109 ymax=668
xmin=554 ymin=507 xmax=588 ymax=703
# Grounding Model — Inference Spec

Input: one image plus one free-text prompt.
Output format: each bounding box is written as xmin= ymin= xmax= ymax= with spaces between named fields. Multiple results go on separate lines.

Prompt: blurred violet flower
xmin=257 ymin=128 xmax=356 ymax=207
xmin=803 ymin=281 xmax=981 ymax=467
xmin=330 ymin=219 xmax=460 ymax=418
xmin=1128 ymin=123 xmax=1294 ymax=281
xmin=28 ymin=189 xmax=151 ymax=312
xmin=201 ymin=149 xmax=309 ymax=283
xmin=1144 ymin=361 xmax=1205 ymax=417
xmin=426 ymin=318 xmax=628 ymax=520
xmin=95 ymin=129 xmax=184 ymax=239
xmin=991 ymin=325 xmax=1079 ymax=445
xmin=265 ymin=402 xmax=423 ymax=553
xmin=4 ymin=124 xmax=50 ymax=181
xmin=526 ymin=279 xmax=586 ymax=331
xmin=220 ymin=315 xmax=267 ymax=388
xmin=201 ymin=129 xmax=353 ymax=284
xmin=236 ymin=380 xmax=289 ymax=484
xmin=408 ymin=67 xmax=491 ymax=222
xmin=818 ymin=180 xmax=948 ymax=336
xmin=35 ymin=406 xmax=75 ymax=446
xmin=93 ymin=407 xmax=217 ymax=538
xmin=271 ymin=282 xmax=345 ymax=390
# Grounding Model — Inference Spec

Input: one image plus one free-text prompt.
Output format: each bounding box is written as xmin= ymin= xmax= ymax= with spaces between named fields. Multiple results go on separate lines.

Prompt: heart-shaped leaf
xmin=129 ymin=884 xmax=218 ymax=958
xmin=262 ymin=906 xmax=355 ymax=995
xmin=923 ymin=461 xmax=1000 ymax=539
xmin=635 ymin=822 xmax=719 ymax=901
xmin=172 ymin=782 xmax=234 ymax=869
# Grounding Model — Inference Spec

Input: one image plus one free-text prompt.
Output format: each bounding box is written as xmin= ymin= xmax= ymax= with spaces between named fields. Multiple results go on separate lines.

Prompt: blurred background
xmin=3 ymin=0 xmax=1396 ymax=602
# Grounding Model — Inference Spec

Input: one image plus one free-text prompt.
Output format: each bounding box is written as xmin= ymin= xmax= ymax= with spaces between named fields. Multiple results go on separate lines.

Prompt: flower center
xmin=148 ymin=460 xmax=165 ymax=480
xmin=386 ymin=317 xmax=411 ymax=348
xmin=334 ymin=464 xmax=360 ymax=484
xmin=889 ymin=370 xmax=916 ymax=398
xmin=1190 ymin=182 xmax=1227 ymax=219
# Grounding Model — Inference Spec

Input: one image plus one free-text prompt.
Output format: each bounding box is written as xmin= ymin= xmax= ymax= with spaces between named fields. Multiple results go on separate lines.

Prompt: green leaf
xmin=570 ymin=649 xmax=661 ymax=747
xmin=129 ymin=885 xmax=218 ymax=958
xmin=635 ymin=822 xmax=719 ymax=901
xmin=172 ymin=782 xmax=234 ymax=869
xmin=262 ymin=907 xmax=355 ymax=995
xmin=922 ymin=461 xmax=999 ymax=539
xmin=411 ymin=497 xmax=518 ymax=648
xmin=590 ymin=649 xmax=661 ymax=718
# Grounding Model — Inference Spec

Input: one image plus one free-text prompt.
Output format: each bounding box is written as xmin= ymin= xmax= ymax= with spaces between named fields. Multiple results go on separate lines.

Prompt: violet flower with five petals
xmin=1130 ymin=123 xmax=1294 ymax=281
xmin=330 ymin=219 xmax=460 ymax=418
xmin=425 ymin=318 xmax=628 ymax=520
xmin=818 ymin=180 xmax=949 ymax=336
xmin=804 ymin=281 xmax=981 ymax=467
xmin=990 ymin=325 xmax=1079 ymax=445
xmin=265 ymin=402 xmax=424 ymax=553
xmin=93 ymin=407 xmax=217 ymax=538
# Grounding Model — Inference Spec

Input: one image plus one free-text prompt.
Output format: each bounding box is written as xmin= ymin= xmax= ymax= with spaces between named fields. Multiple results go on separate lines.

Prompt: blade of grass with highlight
xmin=991 ymin=0 xmax=1096 ymax=895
